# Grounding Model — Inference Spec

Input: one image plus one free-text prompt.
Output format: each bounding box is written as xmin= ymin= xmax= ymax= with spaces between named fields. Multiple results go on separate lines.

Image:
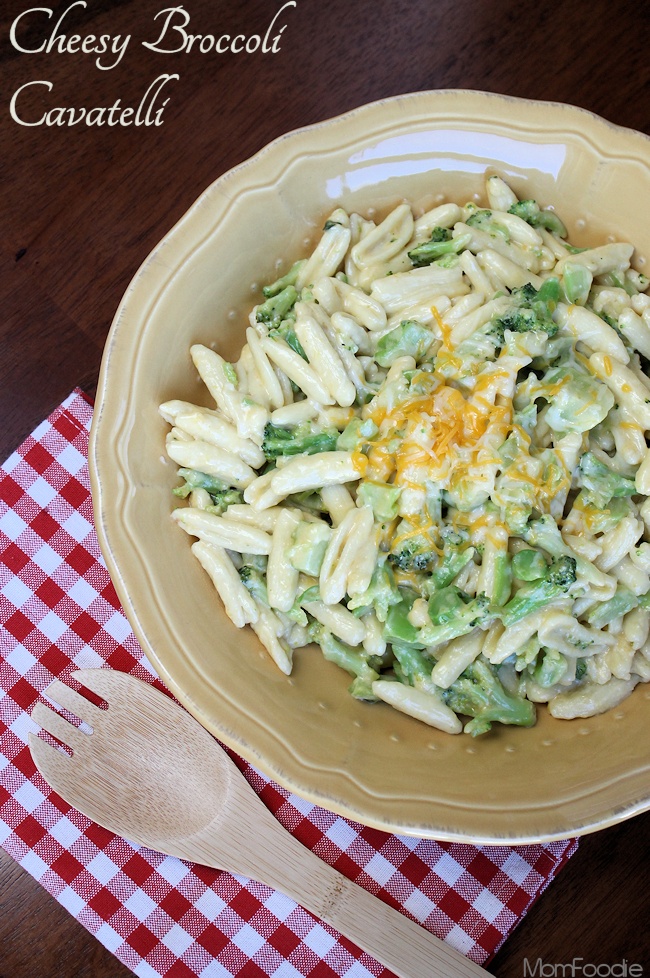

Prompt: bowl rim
xmin=90 ymin=88 xmax=650 ymax=844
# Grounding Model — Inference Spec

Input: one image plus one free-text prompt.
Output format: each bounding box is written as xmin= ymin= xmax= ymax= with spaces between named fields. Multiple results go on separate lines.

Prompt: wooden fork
xmin=29 ymin=669 xmax=490 ymax=978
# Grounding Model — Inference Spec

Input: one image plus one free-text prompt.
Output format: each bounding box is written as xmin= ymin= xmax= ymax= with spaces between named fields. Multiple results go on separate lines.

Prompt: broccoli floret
xmin=451 ymin=321 xmax=503 ymax=365
xmin=443 ymin=656 xmax=536 ymax=735
xmin=575 ymin=658 xmax=588 ymax=680
xmin=262 ymin=420 xmax=339 ymax=460
xmin=522 ymin=515 xmax=606 ymax=591
xmin=533 ymin=647 xmax=568 ymax=687
xmin=356 ymin=481 xmax=402 ymax=522
xmin=172 ymin=468 xmax=243 ymax=512
xmin=206 ymin=488 xmax=244 ymax=514
xmin=337 ymin=417 xmax=379 ymax=452
xmin=239 ymin=564 xmax=269 ymax=604
xmin=407 ymin=228 xmax=471 ymax=267
xmin=465 ymin=209 xmax=510 ymax=241
xmin=541 ymin=366 xmax=614 ymax=434
xmin=256 ymin=285 xmax=298 ymax=328
xmin=389 ymin=537 xmax=437 ymax=572
xmin=426 ymin=226 xmax=452 ymax=243
xmin=262 ymin=261 xmax=305 ymax=298
xmin=578 ymin=452 xmax=637 ymax=508
xmin=561 ymin=261 xmax=593 ymax=305
xmin=418 ymin=591 xmax=493 ymax=648
xmin=508 ymin=199 xmax=567 ymax=238
xmin=374 ymin=320 xmax=435 ymax=366
xmin=429 ymin=530 xmax=474 ymax=590
xmin=499 ymin=556 xmax=577 ymax=627
xmin=491 ymin=280 xmax=560 ymax=338
xmin=172 ymin=467 xmax=228 ymax=498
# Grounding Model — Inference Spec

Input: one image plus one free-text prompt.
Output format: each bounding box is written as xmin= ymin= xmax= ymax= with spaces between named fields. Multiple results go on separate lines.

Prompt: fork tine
xmin=31 ymin=701 xmax=87 ymax=751
xmin=71 ymin=668 xmax=125 ymax=701
xmin=28 ymin=732 xmax=77 ymax=798
xmin=44 ymin=678 xmax=103 ymax=724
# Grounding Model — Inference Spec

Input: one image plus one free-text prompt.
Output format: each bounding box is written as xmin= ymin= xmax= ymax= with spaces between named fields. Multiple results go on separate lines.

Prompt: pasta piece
xmin=477 ymin=249 xmax=543 ymax=290
xmin=430 ymin=631 xmax=483 ymax=689
xmin=536 ymin=612 xmax=615 ymax=657
xmin=221 ymin=504 xmax=286 ymax=532
xmin=191 ymin=344 xmax=268 ymax=444
xmin=294 ymin=304 xmax=356 ymax=407
xmin=595 ymin=516 xmax=643 ymax=572
xmin=320 ymin=484 xmax=356 ymax=525
xmin=243 ymin=470 xmax=285 ymax=511
xmin=589 ymin=352 xmax=650 ymax=430
xmin=172 ymin=508 xmax=273 ymax=554
xmin=239 ymin=345 xmax=270 ymax=410
xmin=246 ymin=327 xmax=286 ymax=410
xmin=351 ymin=203 xmax=414 ymax=268
xmin=372 ymin=681 xmax=462 ymax=734
xmin=370 ymin=264 xmax=467 ymax=315
xmin=160 ymin=400 xmax=266 ymax=468
xmin=485 ymin=175 xmax=517 ymax=211
xmin=302 ymin=599 xmax=365 ymax=646
xmin=458 ymin=249 xmax=493 ymax=294
xmin=191 ymin=541 xmax=258 ymax=628
xmin=270 ymin=400 xmax=318 ymax=425
xmin=548 ymin=677 xmax=639 ymax=719
xmin=413 ymin=202 xmax=463 ymax=239
xmin=319 ymin=506 xmax=374 ymax=604
xmin=296 ymin=222 xmax=352 ymax=290
xmin=261 ymin=336 xmax=334 ymax=405
xmin=165 ymin=438 xmax=257 ymax=490
xmin=618 ymin=307 xmax=650 ymax=359
xmin=361 ymin=612 xmax=386 ymax=657
xmin=554 ymin=242 xmax=634 ymax=278
xmin=251 ymin=606 xmax=293 ymax=675
xmin=557 ymin=304 xmax=629 ymax=363
xmin=269 ymin=452 xmax=364 ymax=504
xmin=266 ymin=508 xmax=302 ymax=613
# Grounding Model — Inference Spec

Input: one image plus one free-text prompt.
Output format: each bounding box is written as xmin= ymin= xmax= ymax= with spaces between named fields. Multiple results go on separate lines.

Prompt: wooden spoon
xmin=29 ymin=669 xmax=490 ymax=978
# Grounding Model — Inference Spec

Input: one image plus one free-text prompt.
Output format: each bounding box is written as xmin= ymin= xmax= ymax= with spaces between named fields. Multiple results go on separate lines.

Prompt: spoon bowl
xmin=29 ymin=669 xmax=488 ymax=978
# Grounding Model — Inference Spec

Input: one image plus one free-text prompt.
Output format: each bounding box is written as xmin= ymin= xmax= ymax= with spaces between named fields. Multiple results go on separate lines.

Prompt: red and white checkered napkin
xmin=0 ymin=390 xmax=578 ymax=978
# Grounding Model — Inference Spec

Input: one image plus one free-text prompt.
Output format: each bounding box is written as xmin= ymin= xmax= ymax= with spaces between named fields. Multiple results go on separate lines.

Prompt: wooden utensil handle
xmin=172 ymin=776 xmax=489 ymax=978
xmin=291 ymin=859 xmax=489 ymax=978
xmin=193 ymin=819 xmax=489 ymax=978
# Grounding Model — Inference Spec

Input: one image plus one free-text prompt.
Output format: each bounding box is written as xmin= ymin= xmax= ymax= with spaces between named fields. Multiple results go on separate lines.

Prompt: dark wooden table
xmin=1 ymin=0 xmax=649 ymax=974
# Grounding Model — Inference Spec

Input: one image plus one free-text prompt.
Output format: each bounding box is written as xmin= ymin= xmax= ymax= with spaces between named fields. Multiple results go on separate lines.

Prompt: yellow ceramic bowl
xmin=90 ymin=90 xmax=650 ymax=844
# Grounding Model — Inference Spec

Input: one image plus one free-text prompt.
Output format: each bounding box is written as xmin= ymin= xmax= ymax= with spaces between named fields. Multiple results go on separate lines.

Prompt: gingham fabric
xmin=0 ymin=390 xmax=578 ymax=978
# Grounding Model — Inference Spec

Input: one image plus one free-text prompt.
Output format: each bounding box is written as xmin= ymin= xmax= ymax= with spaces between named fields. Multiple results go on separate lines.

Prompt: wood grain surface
xmin=1 ymin=0 xmax=649 ymax=975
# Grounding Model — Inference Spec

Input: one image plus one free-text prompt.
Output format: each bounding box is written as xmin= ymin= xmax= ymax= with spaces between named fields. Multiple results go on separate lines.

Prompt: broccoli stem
xmin=408 ymin=230 xmax=472 ymax=268
xmin=418 ymin=591 xmax=492 ymax=648
xmin=499 ymin=556 xmax=576 ymax=627
xmin=256 ymin=285 xmax=298 ymax=328
xmin=262 ymin=260 xmax=306 ymax=298
xmin=585 ymin=586 xmax=639 ymax=629
xmin=393 ymin=645 xmax=438 ymax=695
xmin=319 ymin=629 xmax=380 ymax=700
